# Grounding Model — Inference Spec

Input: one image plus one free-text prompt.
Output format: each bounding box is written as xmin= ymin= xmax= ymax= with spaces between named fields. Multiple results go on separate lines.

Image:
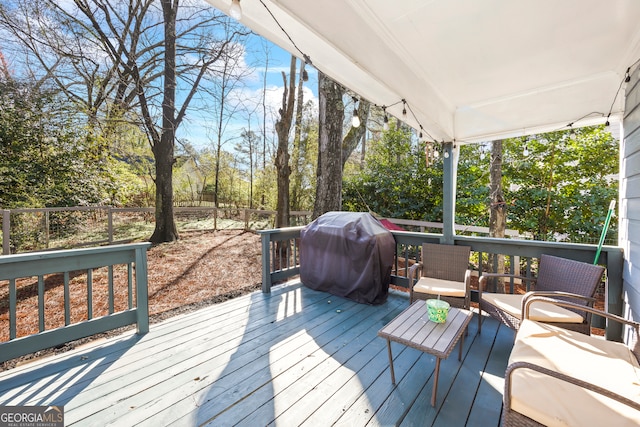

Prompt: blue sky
xmin=176 ymin=31 xmax=319 ymax=151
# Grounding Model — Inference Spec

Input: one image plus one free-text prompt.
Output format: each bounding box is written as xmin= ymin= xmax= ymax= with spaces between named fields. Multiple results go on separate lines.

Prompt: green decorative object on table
xmin=426 ymin=299 xmax=450 ymax=323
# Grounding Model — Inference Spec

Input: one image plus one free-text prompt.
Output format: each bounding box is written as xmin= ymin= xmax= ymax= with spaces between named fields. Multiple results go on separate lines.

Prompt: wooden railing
xmin=258 ymin=228 xmax=624 ymax=341
xmin=0 ymin=243 xmax=151 ymax=364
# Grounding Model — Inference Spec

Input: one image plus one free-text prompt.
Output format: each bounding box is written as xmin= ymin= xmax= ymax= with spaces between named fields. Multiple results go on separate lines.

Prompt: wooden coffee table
xmin=378 ymin=300 xmax=473 ymax=406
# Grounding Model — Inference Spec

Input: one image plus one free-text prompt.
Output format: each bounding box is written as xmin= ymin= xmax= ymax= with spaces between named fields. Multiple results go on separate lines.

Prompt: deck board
xmin=0 ymin=282 xmax=512 ymax=426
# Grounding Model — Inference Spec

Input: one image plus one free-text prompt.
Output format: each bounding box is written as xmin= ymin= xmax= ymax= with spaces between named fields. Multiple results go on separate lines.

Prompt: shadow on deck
xmin=0 ymin=282 xmax=514 ymax=426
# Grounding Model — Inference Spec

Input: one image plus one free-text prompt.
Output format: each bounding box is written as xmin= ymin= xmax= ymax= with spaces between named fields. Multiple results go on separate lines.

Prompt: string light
xmin=382 ymin=106 xmax=389 ymax=130
xmin=302 ymin=55 xmax=309 ymax=82
xmin=523 ymin=145 xmax=529 ymax=156
xmin=351 ymin=97 xmax=360 ymax=128
xmin=229 ymin=0 xmax=242 ymax=20
xmin=260 ymin=0 xmax=639 ymax=147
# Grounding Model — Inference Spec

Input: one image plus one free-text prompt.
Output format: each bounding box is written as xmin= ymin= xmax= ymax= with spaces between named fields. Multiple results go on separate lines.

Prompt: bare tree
xmin=234 ymin=127 xmax=259 ymax=208
xmin=259 ymin=38 xmax=272 ymax=208
xmin=313 ymin=71 xmax=344 ymax=218
xmin=0 ymin=0 xmax=249 ymax=242
xmin=274 ymin=55 xmax=297 ymax=228
xmin=291 ymin=59 xmax=306 ymax=211
xmin=205 ymin=32 xmax=252 ymax=209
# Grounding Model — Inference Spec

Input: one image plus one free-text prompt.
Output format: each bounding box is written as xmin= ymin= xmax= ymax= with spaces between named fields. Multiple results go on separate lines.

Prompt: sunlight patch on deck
xmin=481 ymin=370 xmax=505 ymax=392
xmin=276 ymin=286 xmax=303 ymax=319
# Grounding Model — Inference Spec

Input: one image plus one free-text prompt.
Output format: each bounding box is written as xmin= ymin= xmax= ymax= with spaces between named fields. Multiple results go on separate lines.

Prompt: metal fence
xmin=1 ymin=207 xmax=312 ymax=255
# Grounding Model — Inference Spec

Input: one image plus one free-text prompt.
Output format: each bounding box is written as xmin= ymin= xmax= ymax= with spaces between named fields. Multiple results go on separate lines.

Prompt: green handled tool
xmin=594 ymin=200 xmax=616 ymax=265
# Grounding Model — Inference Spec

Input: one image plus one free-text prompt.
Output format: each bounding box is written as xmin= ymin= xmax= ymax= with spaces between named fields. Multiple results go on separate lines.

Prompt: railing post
xmin=2 ymin=209 xmax=10 ymax=255
xmin=442 ymin=142 xmax=457 ymax=244
xmin=108 ymin=206 xmax=114 ymax=244
xmin=135 ymin=246 xmax=150 ymax=334
xmin=605 ymin=249 xmax=624 ymax=341
xmin=261 ymin=232 xmax=272 ymax=293
xmin=44 ymin=210 xmax=50 ymax=249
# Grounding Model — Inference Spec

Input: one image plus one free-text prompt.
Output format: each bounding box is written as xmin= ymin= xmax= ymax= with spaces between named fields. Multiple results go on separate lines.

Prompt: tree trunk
xmin=274 ymin=56 xmax=296 ymax=228
xmin=488 ymin=139 xmax=506 ymax=292
xmin=313 ymin=72 xmax=344 ymax=219
xmin=291 ymin=59 xmax=306 ymax=211
xmin=260 ymin=43 xmax=269 ymax=208
xmin=150 ymin=0 xmax=179 ymax=243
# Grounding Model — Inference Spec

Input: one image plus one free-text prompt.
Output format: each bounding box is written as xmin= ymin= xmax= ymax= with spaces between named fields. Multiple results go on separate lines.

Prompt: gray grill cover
xmin=300 ymin=212 xmax=395 ymax=305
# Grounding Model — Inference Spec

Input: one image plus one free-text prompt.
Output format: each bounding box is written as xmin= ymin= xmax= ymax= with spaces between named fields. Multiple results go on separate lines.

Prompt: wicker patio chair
xmin=503 ymin=298 xmax=640 ymax=426
xmin=407 ymin=243 xmax=472 ymax=309
xmin=477 ymin=254 xmax=605 ymax=335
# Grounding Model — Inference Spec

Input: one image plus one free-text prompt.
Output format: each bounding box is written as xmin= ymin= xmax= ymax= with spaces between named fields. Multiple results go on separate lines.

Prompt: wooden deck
xmin=0 ymin=282 xmax=514 ymax=426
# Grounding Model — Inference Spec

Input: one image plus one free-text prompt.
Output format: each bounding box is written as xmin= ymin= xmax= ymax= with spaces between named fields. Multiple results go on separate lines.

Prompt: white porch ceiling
xmin=205 ymin=0 xmax=640 ymax=143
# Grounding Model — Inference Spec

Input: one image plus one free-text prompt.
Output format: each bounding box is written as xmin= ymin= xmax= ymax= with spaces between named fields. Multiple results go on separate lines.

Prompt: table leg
xmin=386 ymin=339 xmax=396 ymax=385
xmin=458 ymin=332 xmax=465 ymax=361
xmin=431 ymin=357 xmax=441 ymax=407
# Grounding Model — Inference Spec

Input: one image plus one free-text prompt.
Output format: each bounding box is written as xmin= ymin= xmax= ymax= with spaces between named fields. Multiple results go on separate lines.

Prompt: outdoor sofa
xmin=503 ymin=297 xmax=640 ymax=426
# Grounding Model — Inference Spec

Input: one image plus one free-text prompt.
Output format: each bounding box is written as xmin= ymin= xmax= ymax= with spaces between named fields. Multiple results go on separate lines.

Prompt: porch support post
xmin=260 ymin=231 xmax=272 ymax=293
xmin=442 ymin=141 xmax=457 ymax=244
xmin=605 ymin=249 xmax=624 ymax=341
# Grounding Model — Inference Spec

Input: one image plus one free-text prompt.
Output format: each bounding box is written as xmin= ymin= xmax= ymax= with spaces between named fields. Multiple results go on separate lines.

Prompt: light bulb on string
xmin=351 ymin=97 xmax=360 ymax=128
xmin=523 ymin=145 xmax=529 ymax=156
xmin=567 ymin=123 xmax=576 ymax=140
xmin=352 ymin=109 xmax=360 ymax=128
xmin=229 ymin=0 xmax=242 ymax=20
xmin=382 ymin=106 xmax=389 ymax=130
xmin=302 ymin=69 xmax=308 ymax=82
xmin=402 ymin=99 xmax=407 ymax=118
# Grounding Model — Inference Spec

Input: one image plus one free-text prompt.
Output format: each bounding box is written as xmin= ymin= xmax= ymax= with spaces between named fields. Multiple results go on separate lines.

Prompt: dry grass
xmin=1 ymin=229 xmax=262 ymax=370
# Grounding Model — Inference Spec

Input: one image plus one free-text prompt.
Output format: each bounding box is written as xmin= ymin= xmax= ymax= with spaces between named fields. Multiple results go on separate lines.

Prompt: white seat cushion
xmin=481 ymin=293 xmax=584 ymax=323
xmin=508 ymin=320 xmax=640 ymax=426
xmin=413 ymin=277 xmax=465 ymax=297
